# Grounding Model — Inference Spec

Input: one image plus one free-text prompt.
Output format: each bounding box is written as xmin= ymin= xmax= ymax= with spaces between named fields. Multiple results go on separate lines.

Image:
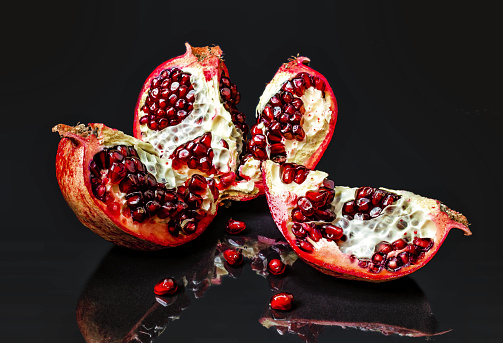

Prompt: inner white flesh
xmin=267 ymin=163 xmax=438 ymax=260
xmin=256 ymin=72 xmax=332 ymax=164
xmin=137 ymin=66 xmax=243 ymax=175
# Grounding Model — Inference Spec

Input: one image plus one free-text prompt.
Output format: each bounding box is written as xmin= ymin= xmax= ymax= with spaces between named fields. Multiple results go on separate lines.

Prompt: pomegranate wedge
xmin=262 ymin=160 xmax=471 ymax=282
xmin=53 ymin=123 xmax=219 ymax=250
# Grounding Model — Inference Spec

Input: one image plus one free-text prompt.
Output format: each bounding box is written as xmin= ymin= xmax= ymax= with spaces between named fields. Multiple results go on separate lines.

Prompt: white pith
xmin=256 ymin=71 xmax=332 ymax=164
xmin=234 ymin=157 xmax=262 ymax=192
xmin=265 ymin=161 xmax=437 ymax=260
xmin=137 ymin=66 xmax=243 ymax=176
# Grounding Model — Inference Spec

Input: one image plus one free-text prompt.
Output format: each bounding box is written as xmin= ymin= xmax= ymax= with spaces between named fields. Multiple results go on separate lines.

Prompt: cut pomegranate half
xmin=262 ymin=160 xmax=471 ymax=282
xmin=236 ymin=56 xmax=337 ymax=198
xmin=133 ymin=43 xmax=259 ymax=201
xmin=53 ymin=123 xmax=219 ymax=250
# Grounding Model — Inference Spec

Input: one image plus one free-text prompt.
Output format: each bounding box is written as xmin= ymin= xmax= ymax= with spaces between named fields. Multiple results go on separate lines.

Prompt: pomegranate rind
xmin=262 ymin=160 xmax=471 ymax=282
xmin=53 ymin=123 xmax=217 ymax=250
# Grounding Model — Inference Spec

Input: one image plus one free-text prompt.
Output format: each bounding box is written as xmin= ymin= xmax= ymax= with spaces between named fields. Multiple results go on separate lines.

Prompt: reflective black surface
xmin=2 ymin=1 xmax=501 ymax=342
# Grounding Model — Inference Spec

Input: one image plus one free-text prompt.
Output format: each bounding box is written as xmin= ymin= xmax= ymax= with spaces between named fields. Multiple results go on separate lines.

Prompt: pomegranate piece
xmin=262 ymin=160 xmax=472 ymax=282
xmin=268 ymin=259 xmax=286 ymax=275
xmin=225 ymin=218 xmax=246 ymax=234
xmin=154 ymin=277 xmax=178 ymax=296
xmin=223 ymin=249 xmax=243 ymax=266
xmin=53 ymin=123 xmax=219 ymax=250
xmin=270 ymin=292 xmax=294 ymax=311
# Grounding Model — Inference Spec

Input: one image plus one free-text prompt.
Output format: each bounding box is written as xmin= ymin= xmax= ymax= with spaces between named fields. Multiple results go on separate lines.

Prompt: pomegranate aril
xmin=186 ymin=192 xmax=203 ymax=209
xmin=146 ymin=200 xmax=161 ymax=214
xmin=292 ymin=208 xmax=308 ymax=222
xmin=270 ymin=143 xmax=286 ymax=156
xmin=306 ymin=225 xmax=322 ymax=242
xmin=322 ymin=224 xmax=343 ymax=241
xmin=297 ymin=240 xmax=314 ymax=253
xmin=132 ymin=207 xmax=147 ymax=222
xmin=372 ymin=252 xmax=386 ymax=265
xmin=342 ymin=201 xmax=357 ymax=215
xmin=182 ymin=222 xmax=197 ymax=235
xmin=251 ymin=134 xmax=267 ymax=148
xmin=270 ymin=292 xmax=294 ymax=311
xmin=108 ymin=150 xmax=124 ymax=165
xmin=188 ymin=174 xmax=208 ymax=195
xmin=154 ymin=277 xmax=178 ymax=296
xmin=382 ymin=194 xmax=396 ymax=207
xmin=291 ymin=223 xmax=307 ymax=239
xmin=270 ymin=95 xmax=282 ymax=107
xmin=375 ymin=241 xmax=392 ymax=254
xmin=223 ymin=249 xmax=243 ymax=266
xmin=281 ymin=165 xmax=295 ymax=184
xmin=392 ymin=238 xmax=408 ymax=251
xmin=305 ymin=191 xmax=328 ymax=208
xmin=398 ymin=251 xmax=411 ymax=266
xmin=292 ymin=125 xmax=305 ymax=141
xmin=293 ymin=167 xmax=309 ymax=184
xmin=369 ymin=206 xmax=382 ymax=218
xmin=297 ymin=197 xmax=315 ymax=216
xmin=219 ymin=172 xmax=236 ymax=189
xmin=119 ymin=174 xmax=139 ymax=193
xmin=413 ymin=237 xmax=433 ymax=252
xmin=226 ymin=219 xmax=246 ymax=234
xmin=355 ymin=187 xmax=374 ymax=199
xmin=268 ymin=259 xmax=286 ymax=275
xmin=126 ymin=192 xmax=142 ymax=207
xmin=315 ymin=209 xmax=335 ymax=221
xmin=369 ymin=263 xmax=382 ymax=273
xmin=385 ymin=257 xmax=402 ymax=272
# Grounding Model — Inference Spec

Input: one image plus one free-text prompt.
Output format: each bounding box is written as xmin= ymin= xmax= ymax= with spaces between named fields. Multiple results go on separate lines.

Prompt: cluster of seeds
xmin=357 ymin=237 xmax=434 ymax=273
xmin=281 ymin=163 xmax=311 ymax=184
xmin=170 ymin=132 xmax=217 ymax=174
xmin=139 ymin=68 xmax=195 ymax=130
xmin=219 ymin=75 xmax=248 ymax=135
xmin=343 ymin=187 xmax=401 ymax=221
xmin=249 ymin=72 xmax=326 ymax=161
xmin=90 ymin=146 xmax=219 ymax=236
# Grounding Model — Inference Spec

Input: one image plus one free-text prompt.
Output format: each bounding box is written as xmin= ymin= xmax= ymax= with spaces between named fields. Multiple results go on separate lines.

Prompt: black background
xmin=2 ymin=0 xmax=502 ymax=342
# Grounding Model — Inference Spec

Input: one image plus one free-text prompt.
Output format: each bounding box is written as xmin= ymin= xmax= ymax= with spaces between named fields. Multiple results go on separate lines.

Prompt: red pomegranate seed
xmin=322 ymin=224 xmax=344 ymax=241
xmin=305 ymin=191 xmax=328 ymax=208
xmin=358 ymin=260 xmax=370 ymax=268
xmin=356 ymin=198 xmax=371 ymax=213
xmin=371 ymin=252 xmax=386 ymax=265
xmin=297 ymin=240 xmax=314 ymax=253
xmin=270 ymin=292 xmax=294 ymax=311
xmin=226 ymin=218 xmax=246 ymax=234
xmin=369 ymin=263 xmax=382 ymax=273
xmin=405 ymin=243 xmax=422 ymax=256
xmin=223 ymin=249 xmax=243 ymax=266
xmin=382 ymin=194 xmax=396 ymax=207
xmin=132 ymin=207 xmax=147 ymax=222
xmin=292 ymin=125 xmax=305 ymax=141
xmin=154 ymin=277 xmax=178 ymax=295
xmin=291 ymin=223 xmax=307 ymax=238
xmin=267 ymin=134 xmax=282 ymax=144
xmin=392 ymin=238 xmax=408 ymax=250
xmin=342 ymin=201 xmax=357 ymax=215
xmin=268 ymin=259 xmax=286 ymax=275
xmin=109 ymin=163 xmax=127 ymax=184
xmin=188 ymin=174 xmax=208 ymax=195
xmin=292 ymin=208 xmax=308 ymax=222
xmin=252 ymin=147 xmax=268 ymax=160
xmin=251 ymin=134 xmax=267 ymax=148
xmin=251 ymin=125 xmax=263 ymax=135
xmin=297 ymin=197 xmax=315 ymax=216
xmin=293 ymin=167 xmax=309 ymax=184
xmin=385 ymin=257 xmax=402 ymax=271
xmin=375 ymin=242 xmax=392 ymax=255
xmin=306 ymin=225 xmax=322 ymax=242
xmin=413 ymin=237 xmax=433 ymax=251
xmin=371 ymin=189 xmax=386 ymax=206
xmin=281 ymin=165 xmax=295 ymax=184
xmin=398 ymin=251 xmax=411 ymax=266
xmin=369 ymin=206 xmax=382 ymax=218
xmin=355 ymin=187 xmax=374 ymax=199
xmin=270 ymin=143 xmax=286 ymax=156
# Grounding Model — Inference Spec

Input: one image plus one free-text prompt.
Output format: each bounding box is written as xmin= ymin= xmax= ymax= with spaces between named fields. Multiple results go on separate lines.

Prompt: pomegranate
xmin=154 ymin=277 xmax=178 ymax=295
xmin=268 ymin=258 xmax=286 ymax=275
xmin=223 ymin=249 xmax=243 ymax=266
xmin=262 ymin=160 xmax=472 ymax=282
xmin=225 ymin=218 xmax=247 ymax=234
xmin=237 ymin=56 xmax=338 ymax=197
xmin=53 ymin=123 xmax=219 ymax=250
xmin=270 ymin=292 xmax=294 ymax=310
xmin=133 ymin=43 xmax=260 ymax=201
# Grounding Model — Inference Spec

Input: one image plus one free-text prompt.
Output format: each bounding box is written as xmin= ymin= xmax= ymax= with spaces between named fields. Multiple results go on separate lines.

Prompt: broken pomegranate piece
xmin=53 ymin=123 xmax=219 ymax=250
xmin=262 ymin=160 xmax=471 ymax=282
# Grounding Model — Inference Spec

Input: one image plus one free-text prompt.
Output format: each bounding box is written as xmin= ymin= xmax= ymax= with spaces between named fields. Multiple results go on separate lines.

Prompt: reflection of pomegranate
xmin=260 ymin=259 xmax=444 ymax=340
xmin=262 ymin=160 xmax=471 ymax=282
